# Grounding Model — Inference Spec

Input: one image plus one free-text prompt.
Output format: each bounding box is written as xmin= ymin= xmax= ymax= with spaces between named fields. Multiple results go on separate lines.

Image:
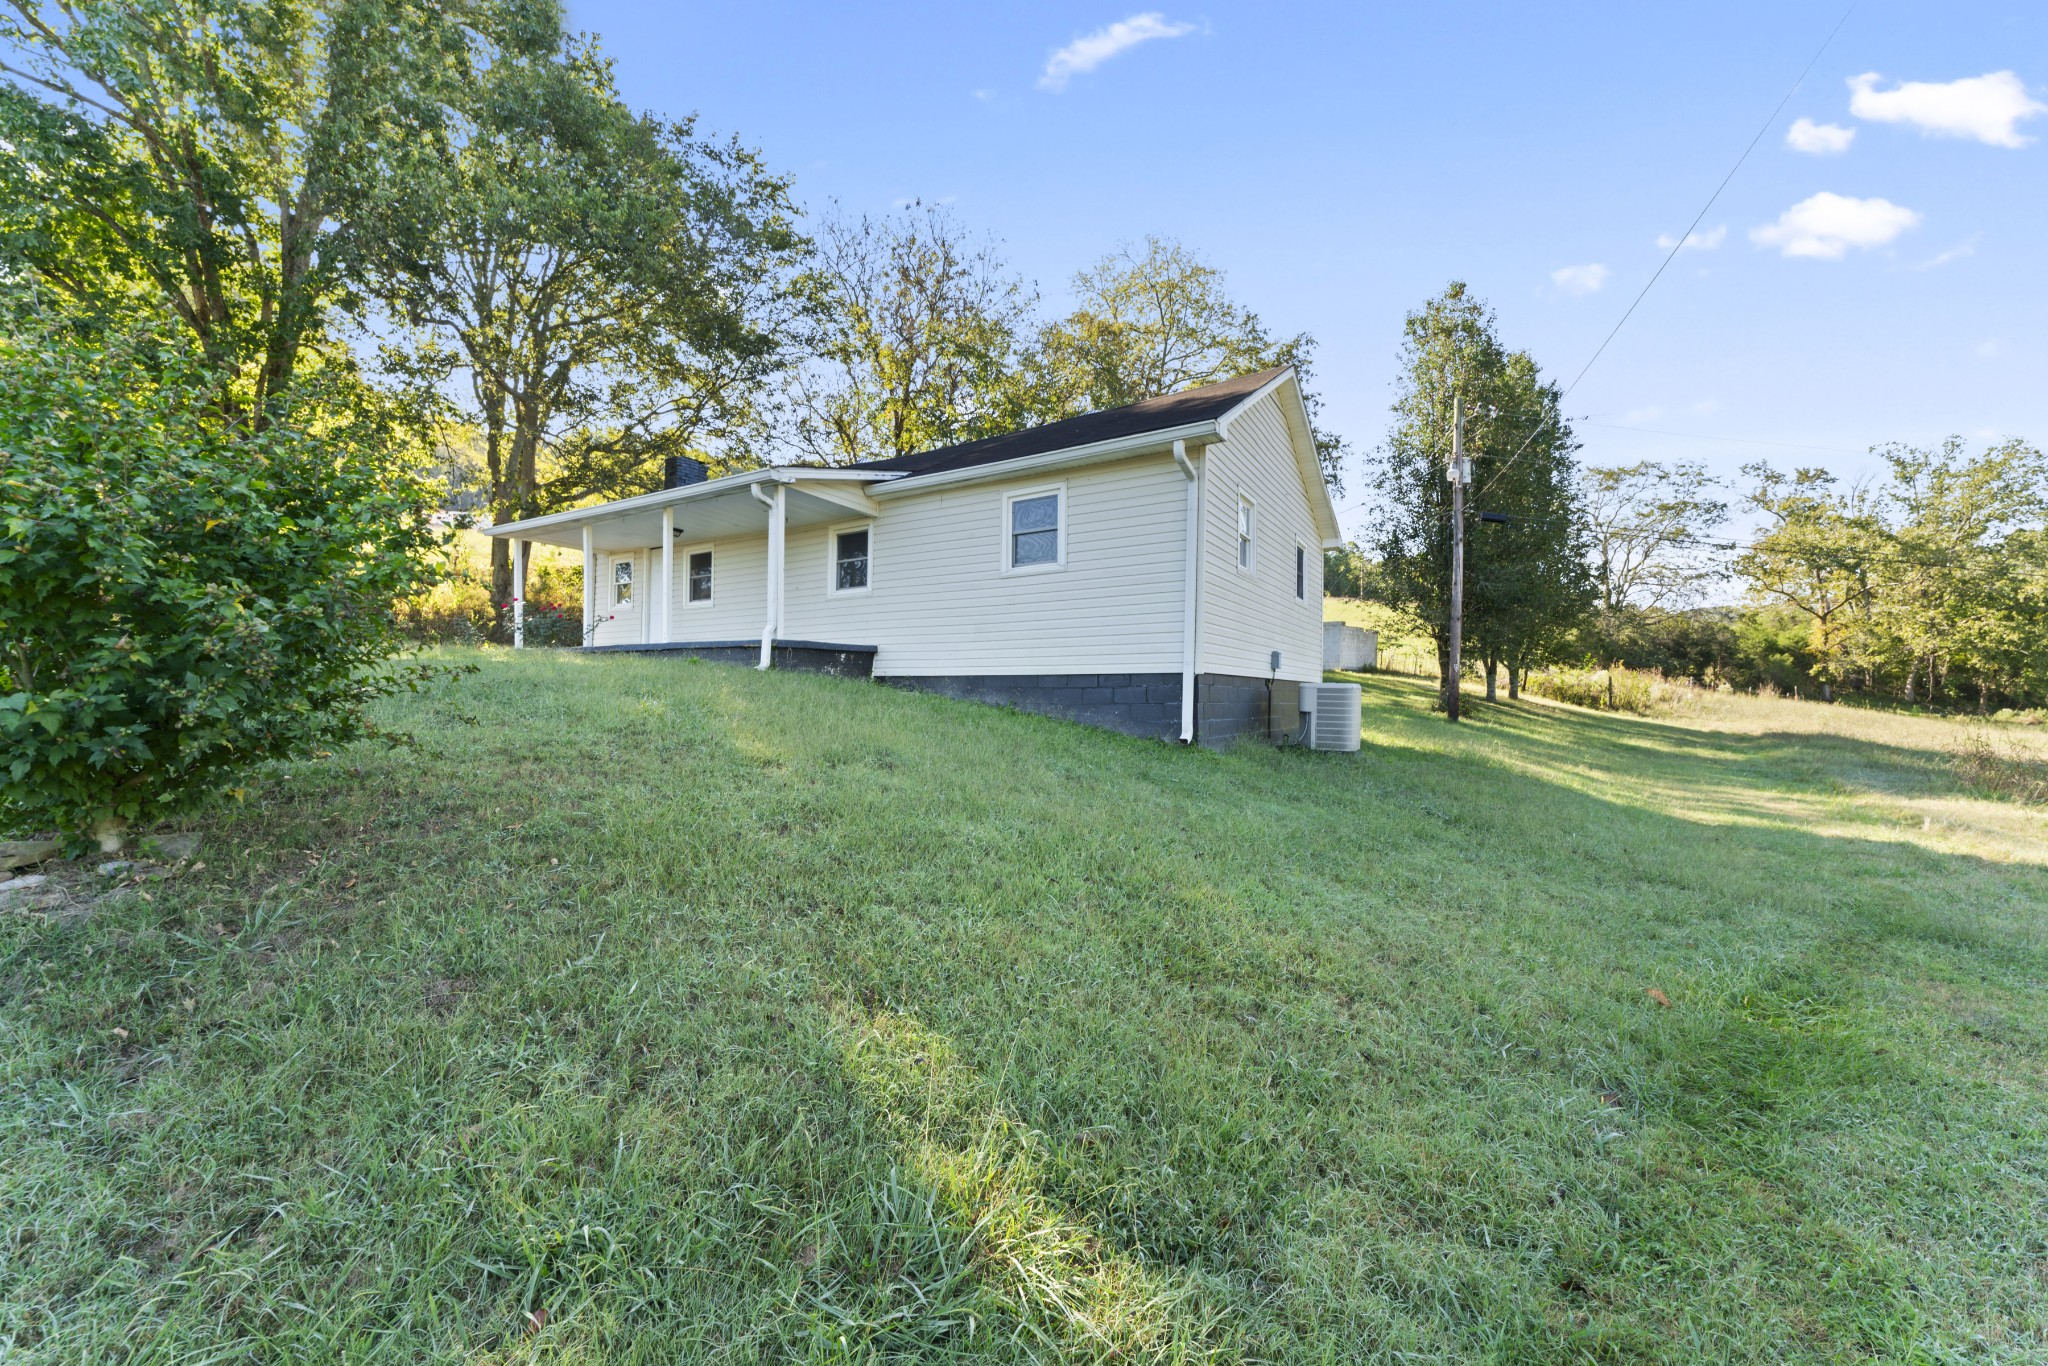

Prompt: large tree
xmin=1029 ymin=236 xmax=1348 ymax=490
xmin=1869 ymin=438 xmax=2048 ymax=706
xmin=780 ymin=203 xmax=1036 ymax=465
xmin=1579 ymin=460 xmax=1728 ymax=615
xmin=1368 ymin=283 xmax=1590 ymax=711
xmin=1464 ymin=353 xmax=1595 ymax=699
xmin=0 ymin=0 xmax=527 ymax=425
xmin=1735 ymin=464 xmax=1884 ymax=702
xmin=364 ymin=32 xmax=807 ymax=633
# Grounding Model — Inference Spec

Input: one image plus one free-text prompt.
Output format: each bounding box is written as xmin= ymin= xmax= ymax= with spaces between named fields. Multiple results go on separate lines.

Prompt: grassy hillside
xmin=5 ymin=652 xmax=2046 ymax=1363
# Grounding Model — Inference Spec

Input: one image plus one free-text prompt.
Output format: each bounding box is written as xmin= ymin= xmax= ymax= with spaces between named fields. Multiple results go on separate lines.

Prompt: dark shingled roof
xmin=851 ymin=366 xmax=1290 ymax=478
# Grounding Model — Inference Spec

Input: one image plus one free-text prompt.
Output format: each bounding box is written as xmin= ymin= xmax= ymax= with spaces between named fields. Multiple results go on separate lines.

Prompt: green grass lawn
xmin=5 ymin=651 xmax=2046 ymax=1363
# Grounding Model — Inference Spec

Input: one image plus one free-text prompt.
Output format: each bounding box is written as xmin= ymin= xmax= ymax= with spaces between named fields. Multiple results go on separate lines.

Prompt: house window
xmin=1296 ymin=545 xmax=1306 ymax=600
xmin=687 ymin=550 xmax=713 ymax=604
xmin=612 ymin=556 xmax=634 ymax=606
xmin=1005 ymin=487 xmax=1064 ymax=571
xmin=1237 ymin=498 xmax=1254 ymax=570
xmin=833 ymin=526 xmax=871 ymax=592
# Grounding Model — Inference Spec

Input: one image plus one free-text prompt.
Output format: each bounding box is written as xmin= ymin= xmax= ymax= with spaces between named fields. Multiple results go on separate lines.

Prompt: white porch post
xmin=511 ymin=537 xmax=526 ymax=649
xmin=659 ymin=506 xmax=675 ymax=644
xmin=756 ymin=482 xmax=785 ymax=670
xmin=581 ymin=525 xmax=595 ymax=647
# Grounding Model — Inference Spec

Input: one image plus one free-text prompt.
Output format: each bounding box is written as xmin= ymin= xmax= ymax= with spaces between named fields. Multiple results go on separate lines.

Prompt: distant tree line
xmin=1340 ymin=283 xmax=2048 ymax=712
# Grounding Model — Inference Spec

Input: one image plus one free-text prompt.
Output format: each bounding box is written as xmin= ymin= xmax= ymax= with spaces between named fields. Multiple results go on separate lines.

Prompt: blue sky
xmin=566 ymin=1 xmax=2044 ymax=535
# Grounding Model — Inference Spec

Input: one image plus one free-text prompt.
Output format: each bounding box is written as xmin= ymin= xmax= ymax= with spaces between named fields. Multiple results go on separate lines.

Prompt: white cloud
xmin=973 ymin=88 xmax=996 ymax=103
xmin=1038 ymin=13 xmax=1196 ymax=91
xmin=1654 ymin=225 xmax=1727 ymax=252
xmin=1550 ymin=263 xmax=1610 ymax=295
xmin=1974 ymin=338 xmax=2003 ymax=359
xmin=1749 ymin=192 xmax=1921 ymax=260
xmin=1847 ymin=71 xmax=2046 ymax=147
xmin=1786 ymin=117 xmax=1855 ymax=154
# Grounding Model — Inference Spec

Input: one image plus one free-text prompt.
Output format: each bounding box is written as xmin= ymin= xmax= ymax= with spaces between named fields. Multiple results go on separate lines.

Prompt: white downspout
xmin=581 ymin=525 xmax=595 ymax=646
xmin=659 ymin=506 xmax=674 ymax=644
xmin=1173 ymin=439 xmax=1200 ymax=743
xmin=751 ymin=480 xmax=786 ymax=669
xmin=512 ymin=536 xmax=526 ymax=650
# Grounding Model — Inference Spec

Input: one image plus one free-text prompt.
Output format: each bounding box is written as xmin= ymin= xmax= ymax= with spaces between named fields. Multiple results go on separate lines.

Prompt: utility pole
xmin=1446 ymin=393 xmax=1467 ymax=722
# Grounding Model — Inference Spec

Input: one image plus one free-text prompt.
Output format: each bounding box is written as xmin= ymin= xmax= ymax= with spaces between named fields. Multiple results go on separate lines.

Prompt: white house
xmin=483 ymin=366 xmax=1344 ymax=746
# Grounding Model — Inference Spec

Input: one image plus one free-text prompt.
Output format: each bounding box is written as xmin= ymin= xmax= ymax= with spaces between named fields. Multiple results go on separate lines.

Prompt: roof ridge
xmin=851 ymin=366 xmax=1292 ymax=476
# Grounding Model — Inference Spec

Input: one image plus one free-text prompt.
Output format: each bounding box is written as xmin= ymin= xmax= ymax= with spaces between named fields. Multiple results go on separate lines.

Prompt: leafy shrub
xmin=1525 ymin=666 xmax=1657 ymax=714
xmin=0 ymin=304 xmax=446 ymax=845
xmin=398 ymin=574 xmax=494 ymax=644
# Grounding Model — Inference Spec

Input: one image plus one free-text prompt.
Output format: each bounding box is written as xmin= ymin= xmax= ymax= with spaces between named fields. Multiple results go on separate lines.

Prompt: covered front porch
xmin=485 ymin=467 xmax=894 ymax=669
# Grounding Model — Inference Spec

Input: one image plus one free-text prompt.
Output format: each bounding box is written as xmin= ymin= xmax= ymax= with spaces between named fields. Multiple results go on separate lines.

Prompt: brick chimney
xmin=663 ymin=455 xmax=709 ymax=489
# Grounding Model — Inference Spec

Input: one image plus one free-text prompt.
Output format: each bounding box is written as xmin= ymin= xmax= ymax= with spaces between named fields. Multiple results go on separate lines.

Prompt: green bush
xmin=0 ymin=304 xmax=446 ymax=845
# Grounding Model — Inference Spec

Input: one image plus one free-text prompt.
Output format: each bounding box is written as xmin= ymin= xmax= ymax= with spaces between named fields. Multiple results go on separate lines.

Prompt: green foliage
xmin=785 ymin=227 xmax=1352 ymax=489
xmin=0 ymin=300 xmax=444 ymax=840
xmin=1737 ymin=444 xmax=2048 ymax=708
xmin=1729 ymin=607 xmax=1824 ymax=696
xmin=0 ymin=0 xmax=533 ymax=423
xmin=1322 ymin=543 xmax=1378 ymax=600
xmin=1522 ymin=664 xmax=1656 ymax=714
xmin=1028 ymin=236 xmax=1350 ymax=491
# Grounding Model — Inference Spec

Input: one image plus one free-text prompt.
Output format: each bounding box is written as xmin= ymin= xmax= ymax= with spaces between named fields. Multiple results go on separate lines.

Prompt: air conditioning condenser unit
xmin=1300 ymin=682 xmax=1362 ymax=752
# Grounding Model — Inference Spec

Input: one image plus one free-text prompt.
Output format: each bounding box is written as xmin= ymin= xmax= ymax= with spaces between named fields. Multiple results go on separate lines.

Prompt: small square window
xmin=1011 ymin=492 xmax=1060 ymax=568
xmin=834 ymin=527 xmax=870 ymax=591
xmin=612 ymin=557 xmax=634 ymax=606
xmin=687 ymin=550 xmax=712 ymax=603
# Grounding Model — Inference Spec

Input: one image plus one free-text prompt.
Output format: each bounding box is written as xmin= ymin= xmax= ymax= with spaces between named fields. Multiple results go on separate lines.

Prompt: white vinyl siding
xmin=575 ymin=389 xmax=1326 ymax=681
xmin=590 ymin=551 xmax=643 ymax=646
xmin=656 ymin=536 xmax=767 ymax=641
xmin=780 ymin=454 xmax=1186 ymax=675
xmin=1195 ymin=392 xmax=1324 ymax=681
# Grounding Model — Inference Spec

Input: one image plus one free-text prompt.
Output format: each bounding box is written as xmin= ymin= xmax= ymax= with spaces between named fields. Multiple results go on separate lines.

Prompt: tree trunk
xmin=1484 ymin=657 xmax=1498 ymax=702
xmin=1435 ymin=640 xmax=1454 ymax=713
xmin=1507 ymin=662 xmax=1521 ymax=700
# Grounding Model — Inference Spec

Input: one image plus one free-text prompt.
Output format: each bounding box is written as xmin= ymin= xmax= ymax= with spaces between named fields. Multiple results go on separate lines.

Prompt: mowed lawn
xmin=5 ymin=652 xmax=2046 ymax=1364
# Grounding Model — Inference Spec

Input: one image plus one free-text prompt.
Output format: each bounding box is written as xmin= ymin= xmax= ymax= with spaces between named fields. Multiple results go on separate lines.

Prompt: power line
xmin=1475 ymin=1 xmax=1861 ymax=500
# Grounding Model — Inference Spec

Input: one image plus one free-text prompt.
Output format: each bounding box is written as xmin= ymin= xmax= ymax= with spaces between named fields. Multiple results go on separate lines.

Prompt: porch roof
xmin=480 ymin=467 xmax=894 ymax=552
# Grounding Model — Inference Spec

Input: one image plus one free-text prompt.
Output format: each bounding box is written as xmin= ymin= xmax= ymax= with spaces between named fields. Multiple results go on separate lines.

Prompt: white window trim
xmin=999 ymin=482 xmax=1067 ymax=576
xmin=826 ymin=520 xmax=875 ymax=596
xmin=680 ymin=543 xmax=715 ymax=608
xmin=1295 ymin=541 xmax=1309 ymax=601
xmin=611 ymin=552 xmax=637 ymax=609
xmin=1235 ymin=493 xmax=1255 ymax=574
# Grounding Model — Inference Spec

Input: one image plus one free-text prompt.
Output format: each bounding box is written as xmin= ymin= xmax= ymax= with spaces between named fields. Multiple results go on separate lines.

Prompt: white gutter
xmin=1173 ymin=439 xmax=1202 ymax=743
xmin=749 ymin=479 xmax=788 ymax=669
xmin=867 ymin=420 xmax=1224 ymax=498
